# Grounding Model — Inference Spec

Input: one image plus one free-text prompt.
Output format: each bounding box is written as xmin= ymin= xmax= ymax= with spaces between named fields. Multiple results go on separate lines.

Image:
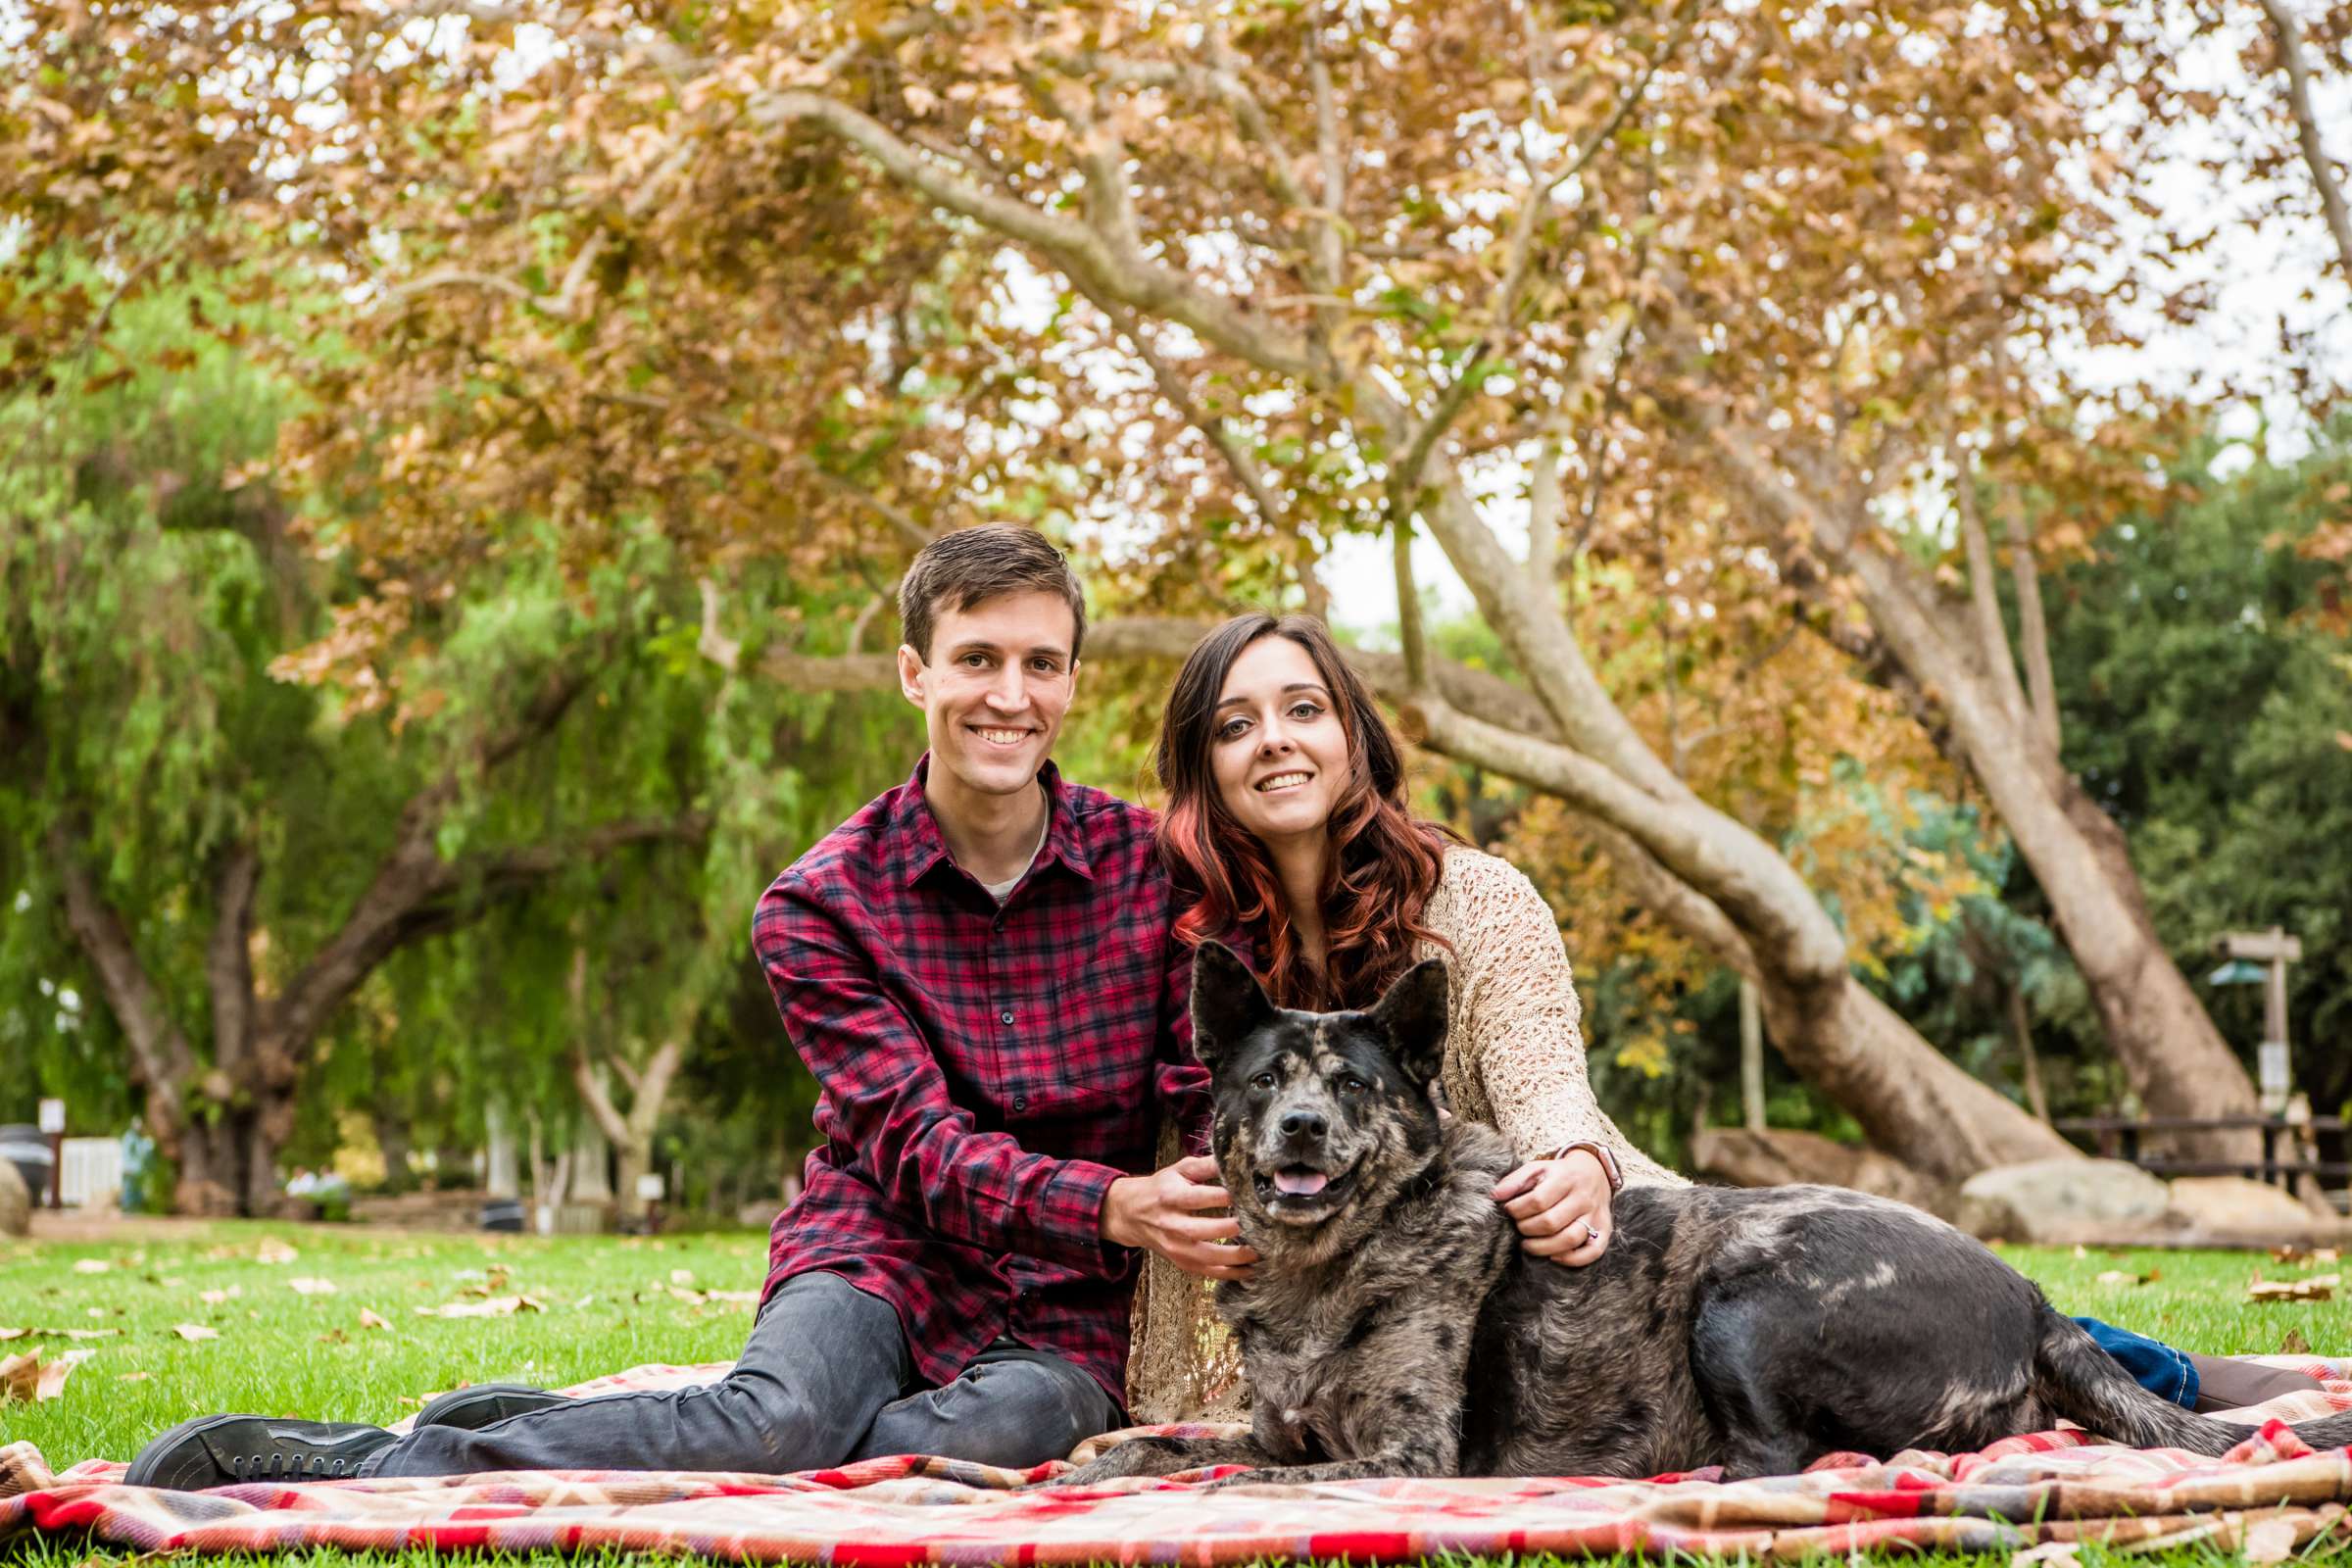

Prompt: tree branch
xmin=2002 ymin=490 xmax=2062 ymax=755
xmin=749 ymin=89 xmax=1321 ymax=382
xmin=2255 ymin=0 xmax=2352 ymax=284
xmin=1947 ymin=438 xmax=2034 ymax=731
xmin=1392 ymin=518 xmax=1432 ymax=693
xmin=49 ymin=822 xmax=201 ymax=1120
xmin=572 ymin=1042 xmax=634 ymax=1149
xmin=1082 ymin=284 xmax=1287 ymax=523
xmin=205 ymin=840 xmax=261 ymax=1081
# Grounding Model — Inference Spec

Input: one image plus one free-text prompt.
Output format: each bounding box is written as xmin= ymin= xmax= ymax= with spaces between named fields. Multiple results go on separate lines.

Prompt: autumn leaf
xmin=358 ymin=1307 xmax=391 ymax=1331
xmin=287 ymin=1277 xmax=339 ymax=1296
xmin=0 ymin=1349 xmax=85 ymax=1403
xmin=2247 ymin=1274 xmax=2337 ymax=1303
xmin=171 ymin=1323 xmax=220 ymax=1342
xmin=414 ymin=1295 xmax=545 ymax=1319
xmin=255 ymin=1238 xmax=299 ymax=1265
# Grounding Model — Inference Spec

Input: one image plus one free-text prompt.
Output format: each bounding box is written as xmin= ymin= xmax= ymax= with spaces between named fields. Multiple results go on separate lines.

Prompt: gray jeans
xmin=359 ymin=1271 xmax=1123 ymax=1478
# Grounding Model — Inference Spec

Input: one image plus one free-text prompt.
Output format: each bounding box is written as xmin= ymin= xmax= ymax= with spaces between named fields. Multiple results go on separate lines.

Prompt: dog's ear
xmin=1367 ymin=957 xmax=1449 ymax=1085
xmin=1189 ymin=940 xmax=1274 ymax=1070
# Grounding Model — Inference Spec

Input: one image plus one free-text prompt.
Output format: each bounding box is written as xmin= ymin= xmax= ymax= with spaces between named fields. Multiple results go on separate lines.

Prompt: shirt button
xmin=1000 ymin=1009 xmax=1014 ymax=1024
xmin=1012 ymin=1094 xmax=1028 ymax=1111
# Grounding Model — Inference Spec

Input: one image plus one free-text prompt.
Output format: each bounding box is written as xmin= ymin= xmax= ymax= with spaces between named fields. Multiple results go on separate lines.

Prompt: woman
xmin=1125 ymin=612 xmax=2321 ymax=1425
xmin=1126 ymin=612 xmax=1678 ymax=1419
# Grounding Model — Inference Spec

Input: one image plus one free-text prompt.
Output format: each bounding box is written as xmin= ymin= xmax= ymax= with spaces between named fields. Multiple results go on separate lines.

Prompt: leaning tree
xmin=17 ymin=0 xmax=2335 ymax=1175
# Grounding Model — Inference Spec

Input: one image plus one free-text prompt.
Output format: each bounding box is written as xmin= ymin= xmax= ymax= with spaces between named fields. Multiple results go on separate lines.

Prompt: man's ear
xmin=1367 ymin=958 xmax=1448 ymax=1086
xmin=897 ymin=643 xmax=926 ymax=707
xmin=1190 ymin=941 xmax=1274 ymax=1070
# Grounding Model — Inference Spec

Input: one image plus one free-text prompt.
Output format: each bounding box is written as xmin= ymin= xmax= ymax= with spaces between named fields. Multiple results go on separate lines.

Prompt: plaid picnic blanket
xmin=5 ymin=1356 xmax=2348 ymax=1562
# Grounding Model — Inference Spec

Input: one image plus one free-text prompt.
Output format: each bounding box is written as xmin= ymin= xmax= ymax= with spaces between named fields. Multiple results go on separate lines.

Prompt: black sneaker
xmin=124 ymin=1414 xmax=397 ymax=1491
xmin=413 ymin=1382 xmax=566 ymax=1431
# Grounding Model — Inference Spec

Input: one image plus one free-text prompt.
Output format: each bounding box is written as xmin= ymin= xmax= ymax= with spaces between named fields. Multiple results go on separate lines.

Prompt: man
xmin=125 ymin=525 xmax=1253 ymax=1488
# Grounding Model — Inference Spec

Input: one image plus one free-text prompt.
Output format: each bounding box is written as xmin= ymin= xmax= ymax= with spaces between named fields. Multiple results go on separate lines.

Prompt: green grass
xmin=1 ymin=1225 xmax=2345 ymax=1566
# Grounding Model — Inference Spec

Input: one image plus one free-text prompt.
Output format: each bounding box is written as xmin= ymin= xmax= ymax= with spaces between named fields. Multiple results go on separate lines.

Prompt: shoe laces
xmin=229 ymin=1451 xmax=360 ymax=1482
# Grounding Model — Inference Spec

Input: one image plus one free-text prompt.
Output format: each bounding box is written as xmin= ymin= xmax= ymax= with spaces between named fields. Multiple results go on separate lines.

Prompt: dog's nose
xmin=1279 ymin=1109 xmax=1328 ymax=1141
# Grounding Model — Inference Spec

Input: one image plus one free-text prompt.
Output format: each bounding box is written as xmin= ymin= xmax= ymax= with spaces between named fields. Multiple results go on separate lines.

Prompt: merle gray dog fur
xmin=1058 ymin=942 xmax=2352 ymax=1487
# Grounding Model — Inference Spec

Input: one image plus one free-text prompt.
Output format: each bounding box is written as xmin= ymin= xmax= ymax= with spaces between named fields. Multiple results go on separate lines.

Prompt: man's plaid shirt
xmin=752 ymin=757 xmax=1210 ymax=1406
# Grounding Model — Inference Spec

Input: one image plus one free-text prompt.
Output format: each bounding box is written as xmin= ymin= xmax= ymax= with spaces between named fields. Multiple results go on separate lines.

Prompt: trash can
xmin=478 ymin=1197 xmax=525 ymax=1232
xmin=0 ymin=1124 xmax=51 ymax=1206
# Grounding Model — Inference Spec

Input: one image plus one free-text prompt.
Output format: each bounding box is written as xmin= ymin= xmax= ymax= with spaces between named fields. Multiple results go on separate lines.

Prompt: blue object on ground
xmin=2075 ymin=1314 xmax=2198 ymax=1407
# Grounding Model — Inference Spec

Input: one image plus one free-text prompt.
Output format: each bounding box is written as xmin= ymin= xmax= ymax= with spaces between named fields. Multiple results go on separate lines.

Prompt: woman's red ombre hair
xmin=1153 ymin=613 xmax=1458 ymax=1011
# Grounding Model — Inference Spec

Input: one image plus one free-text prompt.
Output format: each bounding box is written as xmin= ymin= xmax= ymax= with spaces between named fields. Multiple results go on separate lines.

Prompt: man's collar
xmin=898 ymin=754 xmax=1093 ymax=890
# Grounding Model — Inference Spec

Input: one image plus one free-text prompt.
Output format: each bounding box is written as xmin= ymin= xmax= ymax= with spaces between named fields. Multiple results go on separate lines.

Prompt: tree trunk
xmin=1701 ymin=424 xmax=2262 ymax=1159
xmin=373 ymin=1108 xmax=416 ymax=1194
xmin=2007 ymin=979 xmax=2052 ymax=1125
xmin=1739 ymin=978 xmax=1767 ymax=1133
xmin=1836 ymin=541 xmax=2261 ymax=1156
xmin=484 ymin=1101 xmax=521 ymax=1200
xmin=574 ymin=1035 xmax=688 ymax=1224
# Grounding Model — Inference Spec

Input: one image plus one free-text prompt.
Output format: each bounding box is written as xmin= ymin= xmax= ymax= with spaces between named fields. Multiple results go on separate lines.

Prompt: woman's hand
xmin=1493 ymin=1148 xmax=1614 ymax=1267
xmin=1103 ymin=1154 xmax=1258 ymax=1281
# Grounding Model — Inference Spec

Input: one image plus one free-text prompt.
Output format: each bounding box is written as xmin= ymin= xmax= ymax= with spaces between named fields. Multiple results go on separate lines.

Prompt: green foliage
xmin=0 ymin=264 xmax=921 ymax=1203
xmin=2046 ymin=425 xmax=2352 ymax=1121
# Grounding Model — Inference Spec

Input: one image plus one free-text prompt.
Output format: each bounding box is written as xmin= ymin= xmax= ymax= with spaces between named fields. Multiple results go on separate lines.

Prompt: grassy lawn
xmin=2 ymin=1222 xmax=2345 ymax=1567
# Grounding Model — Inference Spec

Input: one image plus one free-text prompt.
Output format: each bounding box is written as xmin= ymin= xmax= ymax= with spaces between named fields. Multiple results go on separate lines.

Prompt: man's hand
xmin=1494 ymin=1148 xmax=1614 ymax=1267
xmin=1103 ymin=1154 xmax=1257 ymax=1281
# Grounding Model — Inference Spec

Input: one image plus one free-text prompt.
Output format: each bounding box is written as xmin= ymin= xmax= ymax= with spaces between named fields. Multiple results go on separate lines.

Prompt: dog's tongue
xmin=1273 ymin=1169 xmax=1330 ymax=1197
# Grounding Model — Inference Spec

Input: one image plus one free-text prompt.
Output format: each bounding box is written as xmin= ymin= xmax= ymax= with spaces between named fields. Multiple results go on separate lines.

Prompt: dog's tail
xmin=2033 ymin=1311 xmax=2352 ymax=1456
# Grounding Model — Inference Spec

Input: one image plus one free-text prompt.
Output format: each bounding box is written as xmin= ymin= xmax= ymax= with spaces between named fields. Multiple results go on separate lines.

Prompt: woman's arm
xmin=1449 ymin=853 xmax=1684 ymax=1190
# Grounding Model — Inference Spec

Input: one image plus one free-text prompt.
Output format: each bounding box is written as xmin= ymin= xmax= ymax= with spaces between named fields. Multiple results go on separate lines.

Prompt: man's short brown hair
xmin=898 ymin=524 xmax=1089 ymax=662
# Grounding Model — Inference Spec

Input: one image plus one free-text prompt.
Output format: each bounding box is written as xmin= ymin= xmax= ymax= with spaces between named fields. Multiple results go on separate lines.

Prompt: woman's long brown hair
xmin=1153 ymin=613 xmax=1458 ymax=1011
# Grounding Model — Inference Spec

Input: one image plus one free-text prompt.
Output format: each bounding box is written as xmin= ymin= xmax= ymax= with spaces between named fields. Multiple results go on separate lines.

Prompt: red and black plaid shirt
xmin=753 ymin=757 xmax=1210 ymax=1407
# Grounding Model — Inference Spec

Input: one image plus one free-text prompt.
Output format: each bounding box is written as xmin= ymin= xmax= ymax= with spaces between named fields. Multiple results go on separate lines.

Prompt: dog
xmin=1057 ymin=943 xmax=2352 ymax=1487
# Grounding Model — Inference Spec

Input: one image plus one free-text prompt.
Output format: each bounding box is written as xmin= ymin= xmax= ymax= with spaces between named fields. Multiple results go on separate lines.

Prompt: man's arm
xmin=755 ymin=873 xmax=1122 ymax=1274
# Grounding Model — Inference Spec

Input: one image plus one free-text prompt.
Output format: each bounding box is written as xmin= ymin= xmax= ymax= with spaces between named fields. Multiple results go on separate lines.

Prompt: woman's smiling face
xmin=1210 ymin=634 xmax=1349 ymax=852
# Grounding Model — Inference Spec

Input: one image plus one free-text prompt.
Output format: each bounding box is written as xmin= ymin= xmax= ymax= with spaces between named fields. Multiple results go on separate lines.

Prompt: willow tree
xmin=0 ymin=273 xmax=708 ymax=1213
xmin=14 ymin=0 xmax=2316 ymax=1175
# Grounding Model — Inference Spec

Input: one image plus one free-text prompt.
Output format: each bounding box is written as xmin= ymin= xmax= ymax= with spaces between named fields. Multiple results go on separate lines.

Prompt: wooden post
xmin=1739 ymin=979 xmax=1767 ymax=1134
xmin=2223 ymin=927 xmax=2303 ymax=1115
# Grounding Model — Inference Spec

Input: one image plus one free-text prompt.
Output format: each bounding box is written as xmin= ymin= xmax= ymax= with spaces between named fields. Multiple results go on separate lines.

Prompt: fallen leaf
xmin=254 ymin=1238 xmax=298 ymax=1265
xmin=0 ymin=1350 xmax=83 ymax=1403
xmin=2010 ymin=1541 xmax=2082 ymax=1568
xmin=72 ymin=1259 xmax=111 ymax=1275
xmin=358 ymin=1307 xmax=390 ymax=1331
xmin=287 ymin=1277 xmax=339 ymax=1296
xmin=2247 ymin=1275 xmax=2337 ymax=1303
xmin=2243 ymin=1517 xmax=2299 ymax=1563
xmin=2280 ymin=1327 xmax=2313 ymax=1355
xmin=669 ymin=1269 xmax=696 ymax=1287
xmin=170 ymin=1323 xmax=220 ymax=1342
xmin=413 ymin=1295 xmax=545 ymax=1319
xmin=118 ymin=1371 xmax=152 ymax=1383
xmin=2094 ymin=1270 xmax=2137 ymax=1286
xmin=199 ymin=1286 xmax=242 ymax=1305
xmin=706 ymin=1290 xmax=759 ymax=1305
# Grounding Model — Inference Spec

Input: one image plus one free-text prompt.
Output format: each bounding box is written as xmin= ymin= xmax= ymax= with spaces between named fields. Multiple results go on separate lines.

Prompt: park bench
xmin=2055 ymin=1114 xmax=2351 ymax=1191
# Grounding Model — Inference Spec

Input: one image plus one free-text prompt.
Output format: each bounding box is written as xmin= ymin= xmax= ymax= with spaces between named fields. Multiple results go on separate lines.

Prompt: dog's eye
xmin=1249 ymin=1071 xmax=1277 ymax=1092
xmin=1338 ymin=1075 xmax=1369 ymax=1095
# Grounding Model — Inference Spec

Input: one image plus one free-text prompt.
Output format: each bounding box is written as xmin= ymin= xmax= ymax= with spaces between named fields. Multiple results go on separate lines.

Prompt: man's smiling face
xmin=898 ymin=589 xmax=1080 ymax=802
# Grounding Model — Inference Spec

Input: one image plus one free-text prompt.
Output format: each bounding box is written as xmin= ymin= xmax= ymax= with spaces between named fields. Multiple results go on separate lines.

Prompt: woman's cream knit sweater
xmin=1122 ymin=846 xmax=1685 ymax=1422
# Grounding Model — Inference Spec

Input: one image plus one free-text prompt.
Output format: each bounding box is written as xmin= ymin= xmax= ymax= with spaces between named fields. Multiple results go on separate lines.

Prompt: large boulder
xmin=0 ymin=1156 xmax=28 ymax=1239
xmin=2167 ymin=1175 xmax=2335 ymax=1235
xmin=1691 ymin=1127 xmax=1961 ymax=1219
xmin=1956 ymin=1157 xmax=2173 ymax=1243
